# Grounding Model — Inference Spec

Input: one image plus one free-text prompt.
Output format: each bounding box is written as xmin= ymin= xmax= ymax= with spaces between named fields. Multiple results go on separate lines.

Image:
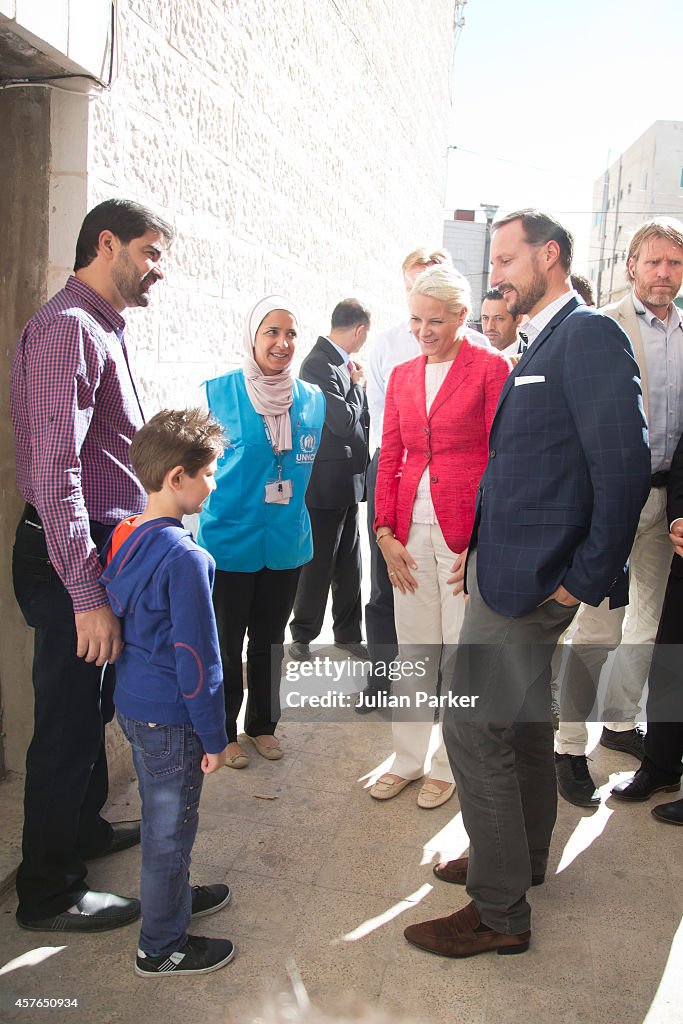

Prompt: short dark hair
xmin=330 ymin=298 xmax=371 ymax=331
xmin=130 ymin=408 xmax=226 ymax=493
xmin=570 ymin=273 xmax=595 ymax=306
xmin=74 ymin=199 xmax=174 ymax=270
xmin=483 ymin=289 xmax=505 ymax=302
xmin=493 ymin=208 xmax=573 ymax=272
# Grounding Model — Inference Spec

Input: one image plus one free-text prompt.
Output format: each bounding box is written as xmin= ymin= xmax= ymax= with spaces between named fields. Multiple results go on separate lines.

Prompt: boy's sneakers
xmin=135 ymin=935 xmax=235 ymax=977
xmin=191 ymin=883 xmax=231 ymax=919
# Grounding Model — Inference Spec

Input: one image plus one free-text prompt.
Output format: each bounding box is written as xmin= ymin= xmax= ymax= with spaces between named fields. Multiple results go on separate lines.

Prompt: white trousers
xmin=555 ymin=486 xmax=671 ymax=754
xmin=391 ymin=522 xmax=466 ymax=782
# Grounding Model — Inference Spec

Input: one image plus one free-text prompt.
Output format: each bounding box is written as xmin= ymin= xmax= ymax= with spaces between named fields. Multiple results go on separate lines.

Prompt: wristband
xmin=376 ymin=532 xmax=394 ymax=546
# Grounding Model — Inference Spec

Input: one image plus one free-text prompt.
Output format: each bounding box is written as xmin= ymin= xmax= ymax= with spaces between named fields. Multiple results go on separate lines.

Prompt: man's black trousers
xmin=12 ymin=511 xmax=114 ymax=919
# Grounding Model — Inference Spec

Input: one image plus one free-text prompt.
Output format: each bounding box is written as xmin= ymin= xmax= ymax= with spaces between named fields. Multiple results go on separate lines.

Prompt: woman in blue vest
xmin=197 ymin=295 xmax=325 ymax=768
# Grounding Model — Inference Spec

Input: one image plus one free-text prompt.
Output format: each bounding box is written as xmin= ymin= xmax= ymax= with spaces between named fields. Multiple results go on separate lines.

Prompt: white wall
xmin=82 ymin=0 xmax=455 ymax=412
xmin=2 ymin=0 xmax=456 ymax=774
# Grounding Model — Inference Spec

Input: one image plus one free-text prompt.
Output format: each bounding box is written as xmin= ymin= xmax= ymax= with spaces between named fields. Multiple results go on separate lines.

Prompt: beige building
xmin=0 ymin=0 xmax=456 ymax=777
xmin=588 ymin=120 xmax=683 ymax=307
xmin=443 ymin=210 xmax=487 ymax=316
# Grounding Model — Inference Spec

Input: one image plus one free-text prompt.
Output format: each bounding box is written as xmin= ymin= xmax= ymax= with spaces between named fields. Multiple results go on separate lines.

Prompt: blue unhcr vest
xmin=197 ymin=369 xmax=325 ymax=572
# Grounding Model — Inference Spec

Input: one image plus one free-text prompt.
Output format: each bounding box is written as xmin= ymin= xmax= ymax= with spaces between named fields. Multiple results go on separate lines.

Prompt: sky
xmin=445 ymin=0 xmax=683 ymax=270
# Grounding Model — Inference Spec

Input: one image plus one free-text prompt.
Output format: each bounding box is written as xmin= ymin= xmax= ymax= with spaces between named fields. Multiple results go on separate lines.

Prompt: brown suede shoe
xmin=433 ymin=856 xmax=545 ymax=887
xmin=404 ymin=901 xmax=530 ymax=958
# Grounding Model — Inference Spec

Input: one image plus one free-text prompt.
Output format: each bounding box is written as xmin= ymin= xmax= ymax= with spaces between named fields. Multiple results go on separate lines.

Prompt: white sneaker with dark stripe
xmin=135 ymin=935 xmax=235 ymax=976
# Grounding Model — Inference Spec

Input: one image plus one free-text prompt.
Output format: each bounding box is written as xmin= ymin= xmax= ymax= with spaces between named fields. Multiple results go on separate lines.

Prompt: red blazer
xmin=374 ymin=339 xmax=510 ymax=554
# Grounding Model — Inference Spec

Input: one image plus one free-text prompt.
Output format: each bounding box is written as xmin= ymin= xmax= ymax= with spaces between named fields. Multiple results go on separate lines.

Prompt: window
xmin=642 ymin=169 xmax=648 ymax=190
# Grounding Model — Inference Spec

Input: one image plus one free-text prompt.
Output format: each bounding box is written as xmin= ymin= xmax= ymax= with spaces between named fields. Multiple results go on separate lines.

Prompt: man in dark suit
xmin=404 ymin=210 xmax=651 ymax=959
xmin=611 ymin=429 xmax=683 ymax=821
xmin=289 ymin=299 xmax=371 ymax=661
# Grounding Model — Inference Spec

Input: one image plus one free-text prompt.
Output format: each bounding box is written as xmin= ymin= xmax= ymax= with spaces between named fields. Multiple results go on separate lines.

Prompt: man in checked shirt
xmin=10 ymin=199 xmax=174 ymax=932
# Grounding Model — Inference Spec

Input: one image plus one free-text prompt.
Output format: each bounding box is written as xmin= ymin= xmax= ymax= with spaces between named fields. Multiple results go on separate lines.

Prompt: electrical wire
xmin=444 ymin=209 xmax=683 ymax=216
xmin=448 ymin=143 xmax=683 ymax=196
xmin=0 ymin=80 xmax=103 ymax=95
xmin=448 ymin=144 xmax=596 ymax=182
xmin=0 ymin=1 xmax=115 ymax=92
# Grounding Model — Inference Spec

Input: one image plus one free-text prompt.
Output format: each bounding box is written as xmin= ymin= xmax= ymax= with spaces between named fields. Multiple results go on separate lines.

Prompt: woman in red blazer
xmin=371 ymin=264 xmax=510 ymax=808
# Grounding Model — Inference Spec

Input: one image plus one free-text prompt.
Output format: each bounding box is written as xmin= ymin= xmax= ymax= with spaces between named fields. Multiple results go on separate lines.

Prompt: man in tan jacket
xmin=554 ymin=217 xmax=683 ymax=806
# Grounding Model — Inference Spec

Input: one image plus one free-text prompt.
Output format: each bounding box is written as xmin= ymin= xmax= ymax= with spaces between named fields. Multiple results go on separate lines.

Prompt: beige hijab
xmin=242 ymin=294 xmax=299 ymax=452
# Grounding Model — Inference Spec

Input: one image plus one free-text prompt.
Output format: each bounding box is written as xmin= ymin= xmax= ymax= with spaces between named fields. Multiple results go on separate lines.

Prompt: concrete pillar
xmin=0 ymin=86 xmax=51 ymax=775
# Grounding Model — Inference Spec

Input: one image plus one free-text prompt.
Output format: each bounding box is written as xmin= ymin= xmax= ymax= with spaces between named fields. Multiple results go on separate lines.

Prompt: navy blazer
xmin=299 ymin=336 xmax=369 ymax=509
xmin=469 ymin=297 xmax=651 ymax=617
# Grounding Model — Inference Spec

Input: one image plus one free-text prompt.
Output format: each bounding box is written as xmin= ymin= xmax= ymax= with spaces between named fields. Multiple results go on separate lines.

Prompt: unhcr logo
xmin=296 ymin=431 xmax=317 ymax=463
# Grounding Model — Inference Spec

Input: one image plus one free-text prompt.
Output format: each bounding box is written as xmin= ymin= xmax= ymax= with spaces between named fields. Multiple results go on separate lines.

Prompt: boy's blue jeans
xmin=118 ymin=713 xmax=204 ymax=957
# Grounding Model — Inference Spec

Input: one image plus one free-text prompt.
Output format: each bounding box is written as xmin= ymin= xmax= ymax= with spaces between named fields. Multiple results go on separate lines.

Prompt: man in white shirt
xmin=554 ymin=217 xmax=683 ymax=807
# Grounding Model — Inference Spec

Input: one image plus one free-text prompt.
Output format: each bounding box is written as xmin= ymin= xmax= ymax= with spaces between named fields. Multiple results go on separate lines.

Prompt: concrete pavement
xmin=0 ymin=692 xmax=681 ymax=1024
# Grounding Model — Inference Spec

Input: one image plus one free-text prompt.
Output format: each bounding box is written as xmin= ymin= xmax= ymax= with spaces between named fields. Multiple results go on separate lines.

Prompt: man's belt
xmin=23 ymin=503 xmax=44 ymax=529
xmin=22 ymin=502 xmax=108 ymax=534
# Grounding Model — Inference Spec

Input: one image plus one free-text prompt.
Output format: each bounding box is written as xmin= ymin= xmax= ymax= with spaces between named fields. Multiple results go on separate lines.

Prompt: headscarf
xmin=242 ymin=294 xmax=299 ymax=453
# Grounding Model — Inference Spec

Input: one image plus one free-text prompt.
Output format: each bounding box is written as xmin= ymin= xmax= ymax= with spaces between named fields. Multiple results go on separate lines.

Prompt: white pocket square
xmin=514 ymin=375 xmax=546 ymax=386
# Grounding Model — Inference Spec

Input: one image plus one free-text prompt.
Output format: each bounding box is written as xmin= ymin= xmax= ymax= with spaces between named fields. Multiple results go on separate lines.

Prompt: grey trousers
xmin=443 ymin=552 xmax=577 ymax=934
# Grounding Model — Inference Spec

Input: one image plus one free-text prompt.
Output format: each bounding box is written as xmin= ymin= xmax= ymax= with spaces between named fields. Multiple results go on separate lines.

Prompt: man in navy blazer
xmin=289 ymin=299 xmax=371 ymax=660
xmin=404 ymin=210 xmax=651 ymax=959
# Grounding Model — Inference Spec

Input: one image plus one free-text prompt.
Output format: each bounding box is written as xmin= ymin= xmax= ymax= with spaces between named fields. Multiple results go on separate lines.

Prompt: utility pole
xmin=450 ymin=1 xmax=468 ymax=101
xmin=480 ymin=203 xmax=499 ymax=315
xmin=596 ymin=166 xmax=610 ymax=307
xmin=608 ymin=156 xmax=623 ymax=303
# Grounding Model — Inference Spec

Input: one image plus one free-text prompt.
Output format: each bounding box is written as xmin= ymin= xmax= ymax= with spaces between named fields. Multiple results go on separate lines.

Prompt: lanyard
xmin=117 ymin=329 xmax=145 ymax=424
xmin=262 ymin=419 xmax=283 ymax=480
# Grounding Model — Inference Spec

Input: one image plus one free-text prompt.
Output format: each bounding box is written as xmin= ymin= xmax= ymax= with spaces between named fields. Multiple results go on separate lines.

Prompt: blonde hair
xmin=402 ymin=247 xmax=451 ymax=274
xmin=410 ymin=263 xmax=471 ymax=319
xmin=626 ymin=217 xmax=683 ymax=283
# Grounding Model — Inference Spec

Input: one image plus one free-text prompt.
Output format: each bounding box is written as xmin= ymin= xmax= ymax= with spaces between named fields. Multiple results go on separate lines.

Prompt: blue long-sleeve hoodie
xmin=101 ymin=517 xmax=228 ymax=754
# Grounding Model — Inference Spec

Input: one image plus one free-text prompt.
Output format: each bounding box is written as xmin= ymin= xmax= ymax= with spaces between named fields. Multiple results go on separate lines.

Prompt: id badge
xmin=265 ymin=478 xmax=293 ymax=504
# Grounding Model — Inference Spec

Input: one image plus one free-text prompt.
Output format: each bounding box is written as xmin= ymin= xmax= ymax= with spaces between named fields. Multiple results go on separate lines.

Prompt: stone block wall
xmin=1 ymin=0 xmax=454 ymax=775
xmin=83 ymin=0 xmax=455 ymax=410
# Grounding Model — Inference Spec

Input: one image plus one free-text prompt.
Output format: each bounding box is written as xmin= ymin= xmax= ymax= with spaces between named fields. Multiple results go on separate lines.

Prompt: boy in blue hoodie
xmin=101 ymin=408 xmax=234 ymax=977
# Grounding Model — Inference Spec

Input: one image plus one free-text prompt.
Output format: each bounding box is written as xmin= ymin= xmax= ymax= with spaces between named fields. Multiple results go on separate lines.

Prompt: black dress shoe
xmin=335 ymin=642 xmax=370 ymax=660
xmin=354 ymin=685 xmax=388 ymax=715
xmin=288 ymin=641 xmax=311 ymax=662
xmin=611 ymin=765 xmax=680 ymax=802
xmin=651 ymin=797 xmax=683 ymax=826
xmin=600 ymin=726 xmax=645 ymax=760
xmin=555 ymin=753 xmax=600 ymax=807
xmin=17 ymin=890 xmax=141 ymax=933
xmin=79 ymin=820 xmax=141 ymax=860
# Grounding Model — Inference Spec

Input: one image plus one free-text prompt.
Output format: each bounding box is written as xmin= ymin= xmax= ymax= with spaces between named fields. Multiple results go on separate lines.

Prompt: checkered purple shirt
xmin=11 ymin=276 xmax=146 ymax=613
